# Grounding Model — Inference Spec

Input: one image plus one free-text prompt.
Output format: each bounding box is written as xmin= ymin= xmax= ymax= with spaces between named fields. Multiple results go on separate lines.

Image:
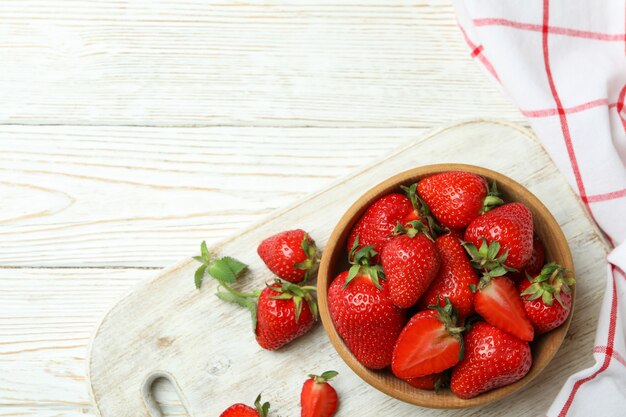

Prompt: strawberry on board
xmin=392 ymin=298 xmax=465 ymax=379
xmin=450 ymin=322 xmax=532 ymax=399
xmin=194 ymin=241 xmax=318 ymax=350
xmin=464 ymin=202 xmax=534 ymax=270
xmin=381 ymin=221 xmax=441 ymax=308
xmin=328 ymin=241 xmax=406 ymax=369
xmin=519 ymin=263 xmax=576 ymax=335
xmin=220 ymin=394 xmax=270 ymax=417
xmin=510 ymin=237 xmax=546 ymax=283
xmin=258 ymin=229 xmax=317 ymax=283
xmin=418 ymin=234 xmax=479 ymax=320
xmin=417 ymin=171 xmax=503 ymax=229
xmin=301 ymin=370 xmax=339 ymax=417
xmin=464 ymin=239 xmax=534 ymax=341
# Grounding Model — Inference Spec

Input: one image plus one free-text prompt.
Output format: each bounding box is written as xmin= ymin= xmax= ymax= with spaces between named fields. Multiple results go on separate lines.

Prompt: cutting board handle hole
xmin=143 ymin=371 xmax=192 ymax=417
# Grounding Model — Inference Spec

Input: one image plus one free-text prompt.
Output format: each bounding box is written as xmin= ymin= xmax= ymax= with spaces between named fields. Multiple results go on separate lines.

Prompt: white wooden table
xmin=0 ymin=1 xmax=526 ymax=416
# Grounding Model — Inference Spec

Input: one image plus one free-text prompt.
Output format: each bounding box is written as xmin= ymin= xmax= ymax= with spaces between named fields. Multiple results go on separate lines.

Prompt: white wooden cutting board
xmin=88 ymin=119 xmax=609 ymax=417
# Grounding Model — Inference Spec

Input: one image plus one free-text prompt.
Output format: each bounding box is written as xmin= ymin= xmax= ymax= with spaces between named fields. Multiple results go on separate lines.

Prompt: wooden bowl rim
xmin=317 ymin=163 xmax=575 ymax=409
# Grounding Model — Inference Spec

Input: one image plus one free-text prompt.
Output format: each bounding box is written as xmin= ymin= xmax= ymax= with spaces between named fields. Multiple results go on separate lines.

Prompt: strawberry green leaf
xmin=344 ymin=264 xmax=361 ymax=288
xmin=320 ymin=370 xmax=339 ymax=381
xmin=200 ymin=241 xmax=210 ymax=259
xmin=193 ymin=255 xmax=205 ymax=263
xmin=222 ymin=256 xmax=247 ymax=276
xmin=194 ymin=264 xmax=208 ymax=289
xmin=208 ymin=259 xmax=237 ymax=283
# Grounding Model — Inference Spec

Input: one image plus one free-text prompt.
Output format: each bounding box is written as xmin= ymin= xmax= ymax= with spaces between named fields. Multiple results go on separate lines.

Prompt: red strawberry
xmin=220 ymin=394 xmax=270 ymax=417
xmin=464 ymin=202 xmax=534 ymax=270
xmin=404 ymin=373 xmax=442 ymax=390
xmin=328 ymin=245 xmax=406 ymax=369
xmin=463 ymin=239 xmax=534 ymax=341
xmin=301 ymin=371 xmax=339 ymax=417
xmin=392 ymin=299 xmax=464 ymax=378
xmin=381 ymin=221 xmax=441 ymax=308
xmin=450 ymin=322 xmax=532 ymax=399
xmin=510 ymin=237 xmax=545 ymax=283
xmin=417 ymin=171 xmax=503 ymax=229
xmin=255 ymin=281 xmax=317 ymax=350
xmin=346 ymin=193 xmax=414 ymax=257
xmin=258 ymin=229 xmax=317 ymax=283
xmin=519 ymin=263 xmax=575 ymax=335
xmin=418 ymin=235 xmax=479 ymax=319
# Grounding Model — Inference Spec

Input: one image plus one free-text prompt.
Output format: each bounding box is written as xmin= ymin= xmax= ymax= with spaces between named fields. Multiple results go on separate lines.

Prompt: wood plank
xmin=0 ymin=0 xmax=523 ymax=127
xmin=87 ymin=120 xmax=609 ymax=416
xmin=0 ymin=125 xmax=422 ymax=267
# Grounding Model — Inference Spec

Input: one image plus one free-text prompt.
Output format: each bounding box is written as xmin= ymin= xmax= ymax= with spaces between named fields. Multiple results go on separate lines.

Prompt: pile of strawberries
xmin=328 ymin=171 xmax=576 ymax=399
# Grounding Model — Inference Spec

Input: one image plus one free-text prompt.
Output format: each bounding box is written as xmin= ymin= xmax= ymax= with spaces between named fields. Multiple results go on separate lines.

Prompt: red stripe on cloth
xmin=593 ymin=346 xmax=626 ymax=368
xmin=558 ymin=266 xmax=619 ymax=416
xmin=540 ymin=0 xmax=591 ymax=210
xmin=457 ymin=22 xmax=502 ymax=83
xmin=521 ymin=98 xmax=610 ymax=118
xmin=474 ymin=17 xmax=625 ymax=41
xmin=584 ymin=188 xmax=626 ymax=203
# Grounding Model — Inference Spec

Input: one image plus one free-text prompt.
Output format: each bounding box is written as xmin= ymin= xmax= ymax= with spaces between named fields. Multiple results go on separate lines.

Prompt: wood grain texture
xmin=0 ymin=0 xmax=523 ymax=127
xmin=87 ymin=120 xmax=609 ymax=417
xmin=0 ymin=125 xmax=417 ymax=267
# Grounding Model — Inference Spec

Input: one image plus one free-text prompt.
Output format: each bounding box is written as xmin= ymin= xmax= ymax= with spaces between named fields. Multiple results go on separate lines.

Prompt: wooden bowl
xmin=317 ymin=163 xmax=575 ymax=409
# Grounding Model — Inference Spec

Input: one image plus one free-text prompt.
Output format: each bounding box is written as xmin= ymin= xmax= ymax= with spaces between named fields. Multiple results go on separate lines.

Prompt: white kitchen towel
xmin=453 ymin=1 xmax=626 ymax=416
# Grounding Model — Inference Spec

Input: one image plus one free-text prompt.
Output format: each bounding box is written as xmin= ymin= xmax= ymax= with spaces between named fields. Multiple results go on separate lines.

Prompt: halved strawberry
xmin=220 ymin=394 xmax=270 ymax=417
xmin=391 ymin=299 xmax=464 ymax=379
xmin=301 ymin=371 xmax=339 ymax=417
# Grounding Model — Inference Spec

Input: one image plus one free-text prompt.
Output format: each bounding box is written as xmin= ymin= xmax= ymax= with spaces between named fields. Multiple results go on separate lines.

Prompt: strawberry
xmin=404 ymin=373 xmax=443 ymax=390
xmin=301 ymin=371 xmax=339 ymax=417
xmin=450 ymin=322 xmax=532 ymax=399
xmin=464 ymin=239 xmax=534 ymax=341
xmin=510 ymin=237 xmax=545 ymax=283
xmin=417 ymin=171 xmax=503 ymax=229
xmin=194 ymin=242 xmax=318 ymax=350
xmin=220 ymin=394 xmax=270 ymax=417
xmin=392 ymin=299 xmax=464 ymax=379
xmin=519 ymin=263 xmax=575 ymax=335
xmin=464 ymin=202 xmax=534 ymax=270
xmin=418 ymin=235 xmax=479 ymax=319
xmin=381 ymin=221 xmax=441 ymax=308
xmin=328 ymin=243 xmax=406 ymax=369
xmin=258 ymin=229 xmax=317 ymax=283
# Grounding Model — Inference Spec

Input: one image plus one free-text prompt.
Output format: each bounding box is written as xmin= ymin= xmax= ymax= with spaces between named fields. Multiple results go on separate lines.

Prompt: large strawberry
xmin=194 ymin=242 xmax=318 ymax=350
xmin=328 ymin=244 xmax=406 ymax=369
xmin=418 ymin=234 xmax=479 ymax=319
xmin=381 ymin=221 xmax=441 ymax=308
xmin=258 ymin=229 xmax=317 ymax=283
xmin=301 ymin=371 xmax=339 ymax=417
xmin=464 ymin=240 xmax=534 ymax=341
xmin=464 ymin=202 xmax=534 ymax=270
xmin=450 ymin=322 xmax=532 ymax=399
xmin=519 ymin=263 xmax=575 ymax=335
xmin=510 ymin=237 xmax=545 ymax=283
xmin=392 ymin=299 xmax=464 ymax=379
xmin=220 ymin=394 xmax=270 ymax=417
xmin=417 ymin=171 xmax=503 ymax=229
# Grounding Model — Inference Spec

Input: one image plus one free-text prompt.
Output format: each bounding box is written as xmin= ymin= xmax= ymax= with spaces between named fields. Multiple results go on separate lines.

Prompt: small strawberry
xmin=328 ymin=242 xmax=406 ymax=369
xmin=220 ymin=394 xmax=270 ymax=417
xmin=301 ymin=371 xmax=339 ymax=417
xmin=519 ymin=263 xmax=575 ymax=335
xmin=417 ymin=172 xmax=503 ymax=229
xmin=258 ymin=229 xmax=317 ymax=283
xmin=346 ymin=184 xmax=441 ymax=258
xmin=381 ymin=221 xmax=441 ymax=308
xmin=464 ymin=202 xmax=534 ymax=270
xmin=450 ymin=322 xmax=532 ymax=399
xmin=392 ymin=298 xmax=465 ymax=379
xmin=418 ymin=235 xmax=479 ymax=319
xmin=404 ymin=373 xmax=443 ymax=390
xmin=464 ymin=239 xmax=534 ymax=341
xmin=510 ymin=237 xmax=545 ymax=283
xmin=194 ymin=242 xmax=318 ymax=350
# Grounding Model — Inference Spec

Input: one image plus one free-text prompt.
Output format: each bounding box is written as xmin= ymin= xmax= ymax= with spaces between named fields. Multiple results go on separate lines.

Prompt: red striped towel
xmin=454 ymin=1 xmax=626 ymax=415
